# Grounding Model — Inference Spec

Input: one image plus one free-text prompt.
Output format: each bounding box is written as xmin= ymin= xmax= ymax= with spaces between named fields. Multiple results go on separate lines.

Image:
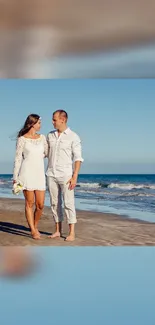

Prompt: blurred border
xmin=1 ymin=0 xmax=155 ymax=77
xmin=0 ymin=247 xmax=154 ymax=325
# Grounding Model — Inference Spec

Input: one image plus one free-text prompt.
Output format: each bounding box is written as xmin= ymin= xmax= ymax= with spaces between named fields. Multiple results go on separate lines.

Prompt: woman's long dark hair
xmin=18 ymin=114 xmax=41 ymax=137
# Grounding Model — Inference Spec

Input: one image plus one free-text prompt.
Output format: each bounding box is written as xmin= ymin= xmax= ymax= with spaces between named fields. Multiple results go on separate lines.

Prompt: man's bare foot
xmin=48 ymin=232 xmax=61 ymax=238
xmin=65 ymin=234 xmax=75 ymax=242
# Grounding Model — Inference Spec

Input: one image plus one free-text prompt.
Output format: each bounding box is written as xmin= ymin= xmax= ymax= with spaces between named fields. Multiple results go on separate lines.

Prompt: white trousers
xmin=47 ymin=175 xmax=77 ymax=224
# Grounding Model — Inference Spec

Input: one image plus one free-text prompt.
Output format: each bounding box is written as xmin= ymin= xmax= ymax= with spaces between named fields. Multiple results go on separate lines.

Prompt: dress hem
xmin=23 ymin=188 xmax=46 ymax=191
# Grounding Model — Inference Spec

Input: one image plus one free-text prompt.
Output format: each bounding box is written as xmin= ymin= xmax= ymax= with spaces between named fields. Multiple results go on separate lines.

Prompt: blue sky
xmin=0 ymin=79 xmax=155 ymax=174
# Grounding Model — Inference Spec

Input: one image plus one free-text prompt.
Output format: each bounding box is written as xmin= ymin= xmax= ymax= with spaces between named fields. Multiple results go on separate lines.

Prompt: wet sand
xmin=0 ymin=197 xmax=155 ymax=246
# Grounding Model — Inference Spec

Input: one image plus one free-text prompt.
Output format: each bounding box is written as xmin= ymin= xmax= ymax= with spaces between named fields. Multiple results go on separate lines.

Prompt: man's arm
xmin=67 ymin=161 xmax=81 ymax=190
xmin=46 ymin=133 xmax=50 ymax=158
xmin=67 ymin=134 xmax=84 ymax=190
xmin=73 ymin=161 xmax=81 ymax=179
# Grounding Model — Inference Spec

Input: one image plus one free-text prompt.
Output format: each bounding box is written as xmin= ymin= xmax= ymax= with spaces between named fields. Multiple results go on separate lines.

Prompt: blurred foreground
xmin=0 ymin=0 xmax=155 ymax=77
xmin=0 ymin=247 xmax=38 ymax=278
xmin=0 ymin=247 xmax=154 ymax=325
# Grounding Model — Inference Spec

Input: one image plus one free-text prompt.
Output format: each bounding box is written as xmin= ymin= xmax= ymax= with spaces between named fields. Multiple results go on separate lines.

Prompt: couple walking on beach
xmin=13 ymin=110 xmax=84 ymax=241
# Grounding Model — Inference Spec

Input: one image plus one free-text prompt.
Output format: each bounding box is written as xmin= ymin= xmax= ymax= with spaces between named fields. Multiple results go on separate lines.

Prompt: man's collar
xmin=63 ymin=127 xmax=71 ymax=134
xmin=54 ymin=127 xmax=71 ymax=137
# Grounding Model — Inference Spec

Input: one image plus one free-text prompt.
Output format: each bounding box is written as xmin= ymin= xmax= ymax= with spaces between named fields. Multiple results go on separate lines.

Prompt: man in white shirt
xmin=46 ymin=110 xmax=84 ymax=241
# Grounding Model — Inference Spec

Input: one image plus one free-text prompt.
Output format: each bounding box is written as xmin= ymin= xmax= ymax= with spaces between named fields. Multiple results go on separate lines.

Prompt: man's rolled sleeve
xmin=72 ymin=135 xmax=84 ymax=163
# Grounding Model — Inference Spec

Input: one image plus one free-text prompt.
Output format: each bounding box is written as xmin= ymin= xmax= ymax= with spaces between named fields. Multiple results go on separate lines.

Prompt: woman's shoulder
xmin=17 ymin=135 xmax=25 ymax=142
xmin=40 ymin=134 xmax=47 ymax=142
xmin=16 ymin=136 xmax=25 ymax=149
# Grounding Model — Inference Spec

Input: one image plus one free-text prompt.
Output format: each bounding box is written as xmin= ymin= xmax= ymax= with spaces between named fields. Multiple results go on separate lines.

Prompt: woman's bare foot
xmin=31 ymin=231 xmax=40 ymax=240
xmin=65 ymin=234 xmax=75 ymax=242
xmin=48 ymin=232 xmax=61 ymax=238
xmin=35 ymin=228 xmax=41 ymax=237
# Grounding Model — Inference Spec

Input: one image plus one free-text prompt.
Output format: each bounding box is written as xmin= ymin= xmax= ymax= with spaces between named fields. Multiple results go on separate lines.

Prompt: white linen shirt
xmin=46 ymin=127 xmax=84 ymax=177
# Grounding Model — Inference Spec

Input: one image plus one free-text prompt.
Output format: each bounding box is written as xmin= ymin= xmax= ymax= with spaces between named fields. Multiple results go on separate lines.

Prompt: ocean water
xmin=0 ymin=174 xmax=155 ymax=223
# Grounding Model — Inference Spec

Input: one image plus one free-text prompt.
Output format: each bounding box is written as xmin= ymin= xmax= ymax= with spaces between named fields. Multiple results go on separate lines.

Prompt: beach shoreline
xmin=0 ymin=197 xmax=155 ymax=246
xmin=1 ymin=173 xmax=155 ymax=223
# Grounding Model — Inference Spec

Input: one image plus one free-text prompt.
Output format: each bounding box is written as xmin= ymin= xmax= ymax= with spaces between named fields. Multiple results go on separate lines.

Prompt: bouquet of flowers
xmin=12 ymin=181 xmax=24 ymax=195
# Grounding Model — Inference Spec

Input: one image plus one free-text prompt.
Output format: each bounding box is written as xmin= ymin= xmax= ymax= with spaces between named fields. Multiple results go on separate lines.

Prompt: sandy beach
xmin=0 ymin=197 xmax=155 ymax=246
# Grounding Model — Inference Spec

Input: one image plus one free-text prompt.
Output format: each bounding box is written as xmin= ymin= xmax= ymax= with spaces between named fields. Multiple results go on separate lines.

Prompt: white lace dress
xmin=13 ymin=134 xmax=48 ymax=191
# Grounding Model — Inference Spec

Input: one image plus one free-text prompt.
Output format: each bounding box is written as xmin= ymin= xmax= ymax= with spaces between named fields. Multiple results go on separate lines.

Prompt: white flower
xmin=12 ymin=181 xmax=24 ymax=195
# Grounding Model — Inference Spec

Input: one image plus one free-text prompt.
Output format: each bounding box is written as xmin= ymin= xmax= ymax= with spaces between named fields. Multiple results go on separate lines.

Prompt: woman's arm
xmin=13 ymin=137 xmax=25 ymax=182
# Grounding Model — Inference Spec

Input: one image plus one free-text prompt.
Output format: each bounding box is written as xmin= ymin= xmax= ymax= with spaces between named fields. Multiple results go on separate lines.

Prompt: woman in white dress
xmin=13 ymin=114 xmax=48 ymax=240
